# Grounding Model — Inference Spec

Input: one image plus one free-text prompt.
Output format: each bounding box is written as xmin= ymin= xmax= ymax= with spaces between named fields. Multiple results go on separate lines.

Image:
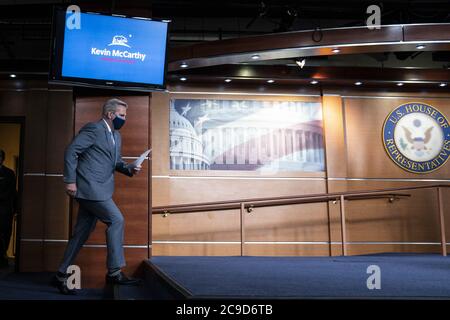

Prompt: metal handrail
xmin=152 ymin=184 xmax=449 ymax=213
xmin=152 ymin=184 xmax=449 ymax=257
xmin=153 ymin=193 xmax=410 ymax=214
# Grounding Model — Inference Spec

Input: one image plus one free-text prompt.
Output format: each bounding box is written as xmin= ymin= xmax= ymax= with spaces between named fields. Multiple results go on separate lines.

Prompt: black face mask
xmin=112 ymin=114 xmax=126 ymax=130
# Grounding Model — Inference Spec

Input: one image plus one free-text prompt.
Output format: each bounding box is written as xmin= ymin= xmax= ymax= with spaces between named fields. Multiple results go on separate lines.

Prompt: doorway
xmin=0 ymin=117 xmax=24 ymax=273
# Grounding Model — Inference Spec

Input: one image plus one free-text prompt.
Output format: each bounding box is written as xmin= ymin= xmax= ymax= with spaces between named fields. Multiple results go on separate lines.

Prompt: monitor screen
xmin=50 ymin=8 xmax=169 ymax=91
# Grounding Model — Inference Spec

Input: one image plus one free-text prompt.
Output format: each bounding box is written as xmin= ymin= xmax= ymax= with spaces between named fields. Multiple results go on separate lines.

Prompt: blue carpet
xmin=149 ymin=253 xmax=450 ymax=298
xmin=0 ymin=272 xmax=104 ymax=300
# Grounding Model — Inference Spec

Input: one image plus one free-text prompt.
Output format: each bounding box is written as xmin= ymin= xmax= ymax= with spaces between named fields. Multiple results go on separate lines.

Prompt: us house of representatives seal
xmin=382 ymin=102 xmax=450 ymax=173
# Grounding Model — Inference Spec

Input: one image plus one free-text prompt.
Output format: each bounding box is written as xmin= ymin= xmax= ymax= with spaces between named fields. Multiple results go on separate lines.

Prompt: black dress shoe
xmin=50 ymin=274 xmax=77 ymax=295
xmin=105 ymin=272 xmax=141 ymax=285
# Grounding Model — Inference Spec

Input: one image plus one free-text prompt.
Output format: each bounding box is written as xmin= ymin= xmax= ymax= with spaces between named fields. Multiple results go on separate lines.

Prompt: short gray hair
xmin=102 ymin=98 xmax=128 ymax=116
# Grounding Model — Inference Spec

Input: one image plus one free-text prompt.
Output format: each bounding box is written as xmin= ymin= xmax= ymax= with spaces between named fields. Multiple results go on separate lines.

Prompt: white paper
xmin=132 ymin=149 xmax=151 ymax=167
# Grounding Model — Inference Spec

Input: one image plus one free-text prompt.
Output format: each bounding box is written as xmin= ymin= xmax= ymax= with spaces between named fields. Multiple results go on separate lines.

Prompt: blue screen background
xmin=62 ymin=13 xmax=168 ymax=85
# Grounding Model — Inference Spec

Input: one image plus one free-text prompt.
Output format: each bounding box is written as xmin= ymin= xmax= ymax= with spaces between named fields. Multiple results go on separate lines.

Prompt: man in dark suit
xmin=0 ymin=149 xmax=17 ymax=268
xmin=52 ymin=98 xmax=141 ymax=295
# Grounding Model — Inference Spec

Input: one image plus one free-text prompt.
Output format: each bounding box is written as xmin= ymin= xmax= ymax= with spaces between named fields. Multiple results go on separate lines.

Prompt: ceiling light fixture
xmin=267 ymin=79 xmax=275 ymax=83
xmin=310 ymin=80 xmax=318 ymax=84
xmin=9 ymin=74 xmax=16 ymax=78
xmin=295 ymin=58 xmax=306 ymax=68
xmin=354 ymin=81 xmax=363 ymax=86
xmin=332 ymin=48 xmax=340 ymax=53
xmin=251 ymin=54 xmax=260 ymax=60
xmin=416 ymin=44 xmax=426 ymax=50
xmin=180 ymin=77 xmax=187 ymax=81
xmin=180 ymin=62 xmax=189 ymax=68
xmin=225 ymin=79 xmax=232 ymax=83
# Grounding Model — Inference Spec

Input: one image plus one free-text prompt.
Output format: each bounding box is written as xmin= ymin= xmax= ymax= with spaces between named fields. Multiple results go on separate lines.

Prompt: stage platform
xmin=144 ymin=253 xmax=450 ymax=299
xmin=1 ymin=253 xmax=450 ymax=299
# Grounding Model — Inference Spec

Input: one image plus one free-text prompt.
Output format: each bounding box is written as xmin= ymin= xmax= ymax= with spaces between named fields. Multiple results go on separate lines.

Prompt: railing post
xmin=339 ymin=195 xmax=347 ymax=256
xmin=240 ymin=202 xmax=246 ymax=256
xmin=437 ymin=187 xmax=447 ymax=256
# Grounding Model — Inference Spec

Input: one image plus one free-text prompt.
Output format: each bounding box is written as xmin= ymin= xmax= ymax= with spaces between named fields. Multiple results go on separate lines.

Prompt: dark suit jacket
xmin=0 ymin=165 xmax=17 ymax=213
xmin=64 ymin=119 xmax=132 ymax=201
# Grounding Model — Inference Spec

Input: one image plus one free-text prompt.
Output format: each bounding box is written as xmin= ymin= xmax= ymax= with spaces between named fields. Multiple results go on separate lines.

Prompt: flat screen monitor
xmin=50 ymin=8 xmax=169 ymax=91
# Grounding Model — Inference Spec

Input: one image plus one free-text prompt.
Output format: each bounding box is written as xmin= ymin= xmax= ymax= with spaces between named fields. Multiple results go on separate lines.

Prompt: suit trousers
xmin=0 ymin=203 xmax=14 ymax=257
xmin=58 ymin=198 xmax=126 ymax=274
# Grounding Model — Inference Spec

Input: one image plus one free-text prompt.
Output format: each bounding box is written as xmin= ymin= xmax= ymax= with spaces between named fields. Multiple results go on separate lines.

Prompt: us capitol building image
xmin=169 ymin=99 xmax=325 ymax=172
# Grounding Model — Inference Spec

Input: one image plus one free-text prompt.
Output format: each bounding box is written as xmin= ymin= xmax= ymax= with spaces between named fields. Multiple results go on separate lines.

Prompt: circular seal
xmin=382 ymin=102 xmax=450 ymax=173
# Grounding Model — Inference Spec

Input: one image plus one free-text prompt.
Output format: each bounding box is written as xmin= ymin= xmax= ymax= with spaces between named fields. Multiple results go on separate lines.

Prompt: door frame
xmin=0 ymin=116 xmax=25 ymax=272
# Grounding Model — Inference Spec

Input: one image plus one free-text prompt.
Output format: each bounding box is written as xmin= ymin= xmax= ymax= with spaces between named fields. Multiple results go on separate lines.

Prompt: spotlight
xmin=295 ymin=58 xmax=306 ymax=68
xmin=354 ymin=81 xmax=363 ymax=86
xmin=9 ymin=74 xmax=16 ymax=78
xmin=180 ymin=62 xmax=188 ymax=68
xmin=251 ymin=54 xmax=260 ymax=60
xmin=180 ymin=77 xmax=187 ymax=81
xmin=267 ymin=79 xmax=275 ymax=83
xmin=310 ymin=80 xmax=318 ymax=85
xmin=439 ymin=83 xmax=447 ymax=87
xmin=332 ymin=48 xmax=340 ymax=53
xmin=225 ymin=79 xmax=232 ymax=83
xmin=397 ymin=83 xmax=404 ymax=86
xmin=416 ymin=44 xmax=426 ymax=50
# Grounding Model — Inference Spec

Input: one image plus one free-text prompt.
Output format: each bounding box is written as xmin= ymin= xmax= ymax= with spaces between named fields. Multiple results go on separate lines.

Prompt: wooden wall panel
xmin=153 ymin=210 xmax=241 ymax=241
xmin=150 ymin=92 xmax=169 ymax=176
xmin=245 ymin=203 xmax=329 ymax=242
xmin=153 ymin=177 xmax=327 ymax=206
xmin=344 ymin=96 xmax=450 ymax=179
xmin=44 ymin=242 xmax=66 ymax=271
xmin=0 ymin=91 xmax=26 ymax=116
xmin=23 ymin=91 xmax=48 ymax=173
xmin=74 ymin=247 xmax=147 ymax=288
xmin=44 ymin=177 xmax=70 ymax=240
xmin=322 ymin=95 xmax=347 ymax=178
xmin=246 ymin=244 xmax=330 ymax=256
xmin=152 ymin=178 xmax=329 ymax=254
xmin=20 ymin=176 xmax=45 ymax=239
xmin=74 ymin=96 xmax=102 ymax=131
xmin=46 ymin=91 xmax=74 ymax=173
xmin=19 ymin=241 xmax=44 ymax=272
xmin=345 ymin=244 xmax=448 ymax=256
xmin=152 ymin=243 xmax=241 ymax=256
xmin=328 ymin=180 xmax=449 ymax=255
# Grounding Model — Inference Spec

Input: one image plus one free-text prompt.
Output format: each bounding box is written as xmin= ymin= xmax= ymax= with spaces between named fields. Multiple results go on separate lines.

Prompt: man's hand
xmin=130 ymin=164 xmax=142 ymax=176
xmin=65 ymin=183 xmax=77 ymax=197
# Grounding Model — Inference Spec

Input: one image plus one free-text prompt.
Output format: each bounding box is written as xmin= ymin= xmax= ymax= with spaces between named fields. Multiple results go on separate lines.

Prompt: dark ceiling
xmin=0 ymin=0 xmax=449 ymax=84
